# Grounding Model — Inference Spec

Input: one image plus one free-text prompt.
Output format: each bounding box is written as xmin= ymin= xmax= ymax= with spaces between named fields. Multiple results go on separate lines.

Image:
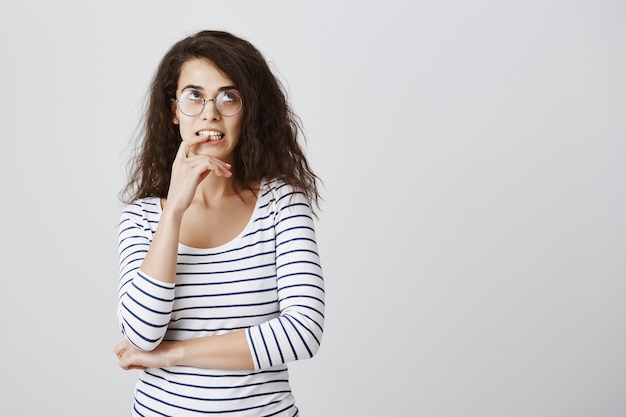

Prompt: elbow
xmin=286 ymin=310 xmax=325 ymax=360
xmin=306 ymin=334 xmax=323 ymax=359
xmin=120 ymin=322 xmax=166 ymax=352
xmin=118 ymin=311 xmax=169 ymax=352
xmin=308 ymin=326 xmax=325 ymax=359
xmin=247 ymin=311 xmax=324 ymax=369
xmin=117 ymin=292 xmax=173 ymax=352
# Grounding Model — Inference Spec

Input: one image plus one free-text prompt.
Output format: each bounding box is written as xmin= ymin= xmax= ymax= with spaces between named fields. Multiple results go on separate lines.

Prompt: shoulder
xmin=259 ymin=179 xmax=313 ymax=222
xmin=119 ymin=197 xmax=161 ymax=224
xmin=259 ymin=179 xmax=308 ymax=207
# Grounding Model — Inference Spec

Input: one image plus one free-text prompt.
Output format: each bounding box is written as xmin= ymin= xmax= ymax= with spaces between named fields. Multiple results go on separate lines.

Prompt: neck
xmin=193 ymin=173 xmax=237 ymax=205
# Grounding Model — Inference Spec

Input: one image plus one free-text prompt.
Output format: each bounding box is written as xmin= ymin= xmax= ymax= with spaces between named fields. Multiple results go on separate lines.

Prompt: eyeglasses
xmin=175 ymin=89 xmax=243 ymax=117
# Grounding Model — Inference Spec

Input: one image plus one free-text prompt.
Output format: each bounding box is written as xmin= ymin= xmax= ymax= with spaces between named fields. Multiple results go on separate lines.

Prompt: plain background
xmin=1 ymin=0 xmax=624 ymax=415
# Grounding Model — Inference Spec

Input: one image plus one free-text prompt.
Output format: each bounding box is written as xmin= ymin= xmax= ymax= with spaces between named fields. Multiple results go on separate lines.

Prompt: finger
xmin=176 ymin=141 xmax=197 ymax=160
xmin=203 ymin=160 xmax=232 ymax=177
xmin=186 ymin=156 xmax=232 ymax=174
xmin=113 ymin=340 xmax=127 ymax=357
xmin=181 ymin=135 xmax=215 ymax=158
xmin=117 ymin=350 xmax=134 ymax=370
xmin=176 ymin=135 xmax=207 ymax=160
xmin=213 ymin=164 xmax=233 ymax=177
xmin=174 ymin=140 xmax=189 ymax=160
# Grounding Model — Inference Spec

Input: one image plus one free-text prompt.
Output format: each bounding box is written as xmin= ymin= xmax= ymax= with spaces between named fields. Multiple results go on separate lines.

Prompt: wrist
xmin=160 ymin=204 xmax=185 ymax=223
xmin=165 ymin=341 xmax=184 ymax=367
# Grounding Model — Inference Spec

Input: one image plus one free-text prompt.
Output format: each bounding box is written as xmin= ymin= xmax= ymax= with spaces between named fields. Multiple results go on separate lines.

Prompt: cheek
xmin=231 ymin=125 xmax=242 ymax=144
xmin=178 ymin=119 xmax=196 ymax=141
xmin=230 ymin=116 xmax=244 ymax=137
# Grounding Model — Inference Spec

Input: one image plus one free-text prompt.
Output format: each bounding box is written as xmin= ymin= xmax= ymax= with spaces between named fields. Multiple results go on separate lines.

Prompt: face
xmin=173 ymin=58 xmax=243 ymax=163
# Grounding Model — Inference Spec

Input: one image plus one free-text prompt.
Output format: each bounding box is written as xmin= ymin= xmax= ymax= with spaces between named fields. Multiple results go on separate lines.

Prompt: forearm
xmin=140 ymin=206 xmax=183 ymax=284
xmin=167 ymin=330 xmax=254 ymax=370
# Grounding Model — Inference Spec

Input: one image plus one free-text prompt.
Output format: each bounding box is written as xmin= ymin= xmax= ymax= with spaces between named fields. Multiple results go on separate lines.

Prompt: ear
xmin=171 ymin=99 xmax=179 ymax=124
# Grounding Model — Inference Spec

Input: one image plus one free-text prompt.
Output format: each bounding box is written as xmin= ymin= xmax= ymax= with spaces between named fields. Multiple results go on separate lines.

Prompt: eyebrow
xmin=181 ymin=84 xmax=237 ymax=92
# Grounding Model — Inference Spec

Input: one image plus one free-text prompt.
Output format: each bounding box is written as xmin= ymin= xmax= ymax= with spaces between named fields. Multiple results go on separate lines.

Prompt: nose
xmin=200 ymin=98 xmax=221 ymax=120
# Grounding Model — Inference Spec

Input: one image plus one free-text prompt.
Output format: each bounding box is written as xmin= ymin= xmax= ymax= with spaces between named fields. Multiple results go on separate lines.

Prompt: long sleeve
xmin=245 ymin=183 xmax=326 ymax=369
xmin=117 ymin=199 xmax=175 ymax=351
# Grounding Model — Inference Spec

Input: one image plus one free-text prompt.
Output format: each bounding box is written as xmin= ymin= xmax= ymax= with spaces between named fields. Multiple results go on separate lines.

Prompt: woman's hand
xmin=114 ymin=340 xmax=177 ymax=371
xmin=165 ymin=136 xmax=233 ymax=213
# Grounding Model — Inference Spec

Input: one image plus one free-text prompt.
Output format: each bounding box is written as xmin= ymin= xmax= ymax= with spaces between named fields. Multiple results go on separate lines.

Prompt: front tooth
xmin=198 ymin=131 xmax=223 ymax=139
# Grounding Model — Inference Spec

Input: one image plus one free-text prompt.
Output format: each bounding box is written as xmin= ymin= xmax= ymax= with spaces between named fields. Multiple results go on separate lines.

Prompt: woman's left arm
xmin=246 ymin=187 xmax=325 ymax=369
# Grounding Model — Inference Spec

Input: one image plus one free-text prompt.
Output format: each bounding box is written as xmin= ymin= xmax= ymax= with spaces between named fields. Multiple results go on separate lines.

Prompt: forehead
xmin=177 ymin=58 xmax=234 ymax=92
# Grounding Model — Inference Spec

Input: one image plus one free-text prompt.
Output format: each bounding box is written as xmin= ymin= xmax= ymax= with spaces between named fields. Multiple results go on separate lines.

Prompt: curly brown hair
xmin=120 ymin=30 xmax=321 ymax=212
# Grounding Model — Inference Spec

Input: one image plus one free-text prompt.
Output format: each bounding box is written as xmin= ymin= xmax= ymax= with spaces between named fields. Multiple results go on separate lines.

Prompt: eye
xmin=221 ymin=90 xmax=240 ymax=103
xmin=181 ymin=89 xmax=203 ymax=102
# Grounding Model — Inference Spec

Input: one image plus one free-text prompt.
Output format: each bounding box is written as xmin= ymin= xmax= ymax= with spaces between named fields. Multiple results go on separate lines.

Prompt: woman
xmin=114 ymin=30 xmax=325 ymax=416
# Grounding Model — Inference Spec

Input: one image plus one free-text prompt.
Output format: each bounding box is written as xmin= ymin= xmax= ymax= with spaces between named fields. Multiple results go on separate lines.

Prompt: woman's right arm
xmin=117 ymin=203 xmax=178 ymax=351
xmin=117 ymin=138 xmax=232 ymax=351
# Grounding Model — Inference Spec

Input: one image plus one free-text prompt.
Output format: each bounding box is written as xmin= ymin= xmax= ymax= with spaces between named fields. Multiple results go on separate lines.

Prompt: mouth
xmin=196 ymin=130 xmax=224 ymax=141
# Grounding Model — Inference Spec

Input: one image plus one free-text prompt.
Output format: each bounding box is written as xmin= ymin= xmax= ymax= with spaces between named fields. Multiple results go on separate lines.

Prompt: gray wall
xmin=1 ymin=0 xmax=624 ymax=415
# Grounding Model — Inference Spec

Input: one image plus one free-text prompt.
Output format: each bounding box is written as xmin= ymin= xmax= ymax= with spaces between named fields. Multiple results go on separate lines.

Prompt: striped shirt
xmin=117 ymin=180 xmax=325 ymax=416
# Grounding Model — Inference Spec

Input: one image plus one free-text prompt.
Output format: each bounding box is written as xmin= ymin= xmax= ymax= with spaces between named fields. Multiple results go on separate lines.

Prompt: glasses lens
xmin=178 ymin=90 xmax=204 ymax=116
xmin=215 ymin=90 xmax=242 ymax=117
